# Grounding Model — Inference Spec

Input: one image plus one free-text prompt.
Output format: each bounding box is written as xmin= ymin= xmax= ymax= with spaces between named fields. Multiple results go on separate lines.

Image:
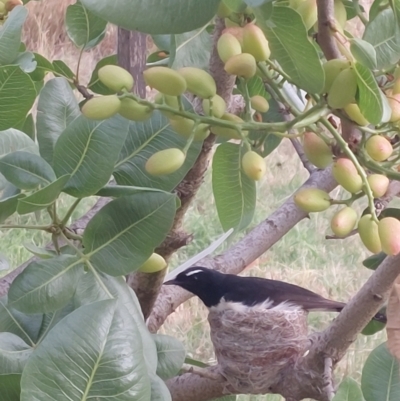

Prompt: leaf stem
xmin=60 ymin=198 xmax=82 ymax=226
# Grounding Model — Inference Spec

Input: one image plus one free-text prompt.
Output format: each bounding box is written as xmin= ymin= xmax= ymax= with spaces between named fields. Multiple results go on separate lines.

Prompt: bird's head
xmin=164 ymin=266 xmax=225 ymax=307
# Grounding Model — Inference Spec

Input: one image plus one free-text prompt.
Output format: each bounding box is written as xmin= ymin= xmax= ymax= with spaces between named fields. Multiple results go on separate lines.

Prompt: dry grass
xmin=7 ymin=2 xmax=386 ymax=400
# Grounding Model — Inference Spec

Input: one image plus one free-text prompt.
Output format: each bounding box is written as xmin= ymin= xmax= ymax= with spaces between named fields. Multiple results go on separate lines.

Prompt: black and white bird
xmin=164 ymin=266 xmax=386 ymax=322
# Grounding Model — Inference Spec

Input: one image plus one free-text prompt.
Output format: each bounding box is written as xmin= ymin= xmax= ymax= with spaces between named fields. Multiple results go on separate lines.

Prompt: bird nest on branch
xmin=208 ymin=307 xmax=310 ymax=395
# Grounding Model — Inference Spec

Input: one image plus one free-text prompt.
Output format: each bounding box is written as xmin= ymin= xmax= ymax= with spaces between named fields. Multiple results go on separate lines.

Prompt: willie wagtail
xmin=164 ymin=266 xmax=387 ymax=323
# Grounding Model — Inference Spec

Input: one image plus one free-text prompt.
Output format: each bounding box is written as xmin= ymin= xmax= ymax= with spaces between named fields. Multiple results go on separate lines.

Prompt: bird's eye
xmin=193 ymin=275 xmax=198 ymax=280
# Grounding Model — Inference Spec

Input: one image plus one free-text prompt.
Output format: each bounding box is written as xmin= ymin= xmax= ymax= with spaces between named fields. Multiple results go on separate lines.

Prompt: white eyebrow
xmin=185 ymin=269 xmax=204 ymax=276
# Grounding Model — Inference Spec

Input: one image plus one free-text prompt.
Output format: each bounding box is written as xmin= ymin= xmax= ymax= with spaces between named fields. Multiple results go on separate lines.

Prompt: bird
xmin=164 ymin=266 xmax=387 ymax=323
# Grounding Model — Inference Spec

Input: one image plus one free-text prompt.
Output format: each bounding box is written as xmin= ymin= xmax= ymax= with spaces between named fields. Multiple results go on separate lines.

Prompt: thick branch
xmin=147 ymin=167 xmax=337 ymax=332
xmin=316 ymin=0 xmax=340 ymax=60
xmin=129 ymin=17 xmax=234 ymax=319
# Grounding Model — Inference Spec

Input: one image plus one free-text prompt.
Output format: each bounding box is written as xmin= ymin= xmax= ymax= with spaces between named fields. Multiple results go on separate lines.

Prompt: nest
xmin=208 ymin=307 xmax=310 ymax=394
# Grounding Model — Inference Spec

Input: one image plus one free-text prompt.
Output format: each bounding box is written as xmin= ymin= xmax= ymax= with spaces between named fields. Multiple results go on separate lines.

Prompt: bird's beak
xmin=164 ymin=279 xmax=179 ymax=286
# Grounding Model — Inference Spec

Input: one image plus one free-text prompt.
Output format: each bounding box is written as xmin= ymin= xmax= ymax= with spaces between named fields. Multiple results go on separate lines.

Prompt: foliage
xmin=0 ymin=0 xmax=400 ymax=400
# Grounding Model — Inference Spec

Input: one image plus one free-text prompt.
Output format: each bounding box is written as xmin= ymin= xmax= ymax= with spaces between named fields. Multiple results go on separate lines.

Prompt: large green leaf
xmin=350 ymin=38 xmax=377 ymax=70
xmin=0 ymin=296 xmax=43 ymax=346
xmin=0 ymin=66 xmax=36 ymax=131
xmin=363 ymin=8 xmax=400 ymax=69
xmin=257 ymin=5 xmax=324 ymax=94
xmin=114 ymin=111 xmax=202 ymax=191
xmin=212 ymin=143 xmax=256 ymax=232
xmin=20 ymin=299 xmax=151 ymax=401
xmin=65 ymin=1 xmax=107 ymax=49
xmin=36 ymin=77 xmax=80 ymax=164
xmin=0 ymin=332 xmax=32 ymax=401
xmin=333 ymin=377 xmax=363 ymax=401
xmin=53 ymin=115 xmax=129 ymax=197
xmin=8 ymin=255 xmax=84 ymax=313
xmin=80 ymin=0 xmax=220 ymax=35
xmin=361 ymin=342 xmax=400 ymax=401
xmin=153 ymin=334 xmax=186 ymax=380
xmin=363 ymin=252 xmax=386 ymax=270
xmin=0 ymin=6 xmax=28 ymax=65
xmin=83 ymin=192 xmax=176 ymax=275
xmin=150 ymin=374 xmax=172 ymax=401
xmin=0 ymin=151 xmax=56 ymax=190
xmin=0 ymin=193 xmax=24 ymax=223
xmin=354 ymin=62 xmax=383 ymax=124
xmin=73 ymin=273 xmax=158 ymax=374
xmin=17 ymin=174 xmax=70 ymax=215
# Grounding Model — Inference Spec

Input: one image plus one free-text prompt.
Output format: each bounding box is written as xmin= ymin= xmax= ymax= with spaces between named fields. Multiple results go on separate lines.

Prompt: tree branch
xmin=316 ymin=0 xmax=340 ymax=60
xmin=129 ymin=17 xmax=235 ymax=319
xmin=147 ymin=167 xmax=337 ymax=332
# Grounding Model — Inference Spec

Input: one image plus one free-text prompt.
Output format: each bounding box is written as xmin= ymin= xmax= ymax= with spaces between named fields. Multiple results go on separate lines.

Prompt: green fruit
xmin=378 ymin=217 xmax=400 ymax=256
xmin=367 ymin=174 xmax=389 ymax=198
xmin=241 ymin=151 xmax=266 ymax=181
xmin=365 ymin=135 xmax=393 ymax=162
xmin=330 ymin=207 xmax=357 ymax=237
xmin=327 ymin=67 xmax=357 ymax=109
xmin=332 ymin=158 xmax=362 ymax=193
xmin=202 ymin=95 xmax=226 ymax=118
xmin=98 ymin=65 xmax=134 ymax=92
xmin=223 ymin=27 xmax=244 ymax=46
xmin=81 ymin=95 xmax=121 ymax=120
xmin=178 ymin=67 xmax=216 ymax=99
xmin=344 ymin=103 xmax=368 ymax=126
xmin=138 ymin=253 xmax=167 ymax=273
xmin=358 ymin=214 xmax=382 ymax=254
xmin=217 ymin=33 xmax=242 ymax=63
xmin=297 ymin=0 xmax=317 ymax=30
xmin=0 ymin=2 xmax=5 ymax=13
xmin=242 ymin=23 xmax=270 ymax=62
xmin=169 ymin=118 xmax=210 ymax=141
xmin=322 ymin=59 xmax=351 ymax=93
xmin=143 ymin=67 xmax=187 ymax=96
xmin=250 ymin=95 xmax=269 ymax=113
xmin=118 ymin=98 xmax=152 ymax=121
xmin=224 ymin=53 xmax=257 ymax=79
xmin=211 ymin=113 xmax=247 ymax=139
xmin=303 ymin=132 xmax=332 ymax=168
xmin=387 ymin=94 xmax=400 ymax=122
xmin=362 ymin=319 xmax=386 ymax=336
xmin=334 ymin=0 xmax=347 ymax=29
xmin=145 ymin=148 xmax=186 ymax=176
xmin=294 ymin=188 xmax=331 ymax=212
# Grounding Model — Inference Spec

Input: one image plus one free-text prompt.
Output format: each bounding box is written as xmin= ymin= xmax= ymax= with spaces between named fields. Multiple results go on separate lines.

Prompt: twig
xmin=323 ymin=358 xmax=335 ymax=401
xmin=290 ymin=137 xmax=315 ymax=174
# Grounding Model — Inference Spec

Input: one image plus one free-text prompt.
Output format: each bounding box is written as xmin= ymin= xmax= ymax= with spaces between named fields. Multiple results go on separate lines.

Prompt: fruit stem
xmin=321 ymin=117 xmax=378 ymax=222
xmin=238 ymin=77 xmax=252 ymax=121
xmin=263 ymin=59 xmax=292 ymax=84
xmin=353 ymin=0 xmax=368 ymax=25
xmin=330 ymin=192 xmax=364 ymax=206
xmin=183 ymin=122 xmax=198 ymax=154
xmin=359 ymin=150 xmax=400 ymax=180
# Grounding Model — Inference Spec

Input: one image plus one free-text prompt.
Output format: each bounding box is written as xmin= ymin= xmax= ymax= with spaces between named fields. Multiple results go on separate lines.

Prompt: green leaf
xmin=361 ymin=342 xmax=400 ymax=401
xmin=153 ymin=334 xmax=186 ymax=380
xmin=354 ymin=62 xmax=383 ymax=125
xmin=0 ymin=151 xmax=56 ymax=190
xmin=17 ymin=174 xmax=70 ymax=215
xmin=88 ymin=54 xmax=118 ymax=95
xmin=12 ymin=51 xmax=36 ymax=73
xmin=83 ymin=192 xmax=176 ymax=275
xmin=0 ymin=6 xmax=28 ymax=65
xmin=246 ymin=76 xmax=270 ymax=99
xmin=363 ymin=8 xmax=400 ymax=70
xmin=0 ymin=296 xmax=43 ymax=345
xmin=0 ymin=66 xmax=36 ymax=131
xmin=65 ymin=1 xmax=107 ymax=50
xmin=363 ymin=252 xmax=386 ymax=270
xmin=362 ymin=318 xmax=386 ymax=336
xmin=73 ymin=273 xmax=158 ymax=374
xmin=379 ymin=207 xmax=400 ymax=219
xmin=53 ymin=115 xmax=129 ymax=197
xmin=80 ymin=0 xmax=220 ymax=35
xmin=8 ymin=255 xmax=84 ymax=313
xmin=369 ymin=0 xmax=390 ymax=22
xmin=0 ymin=193 xmax=24 ymax=223
xmin=258 ymin=5 xmax=324 ymax=94
xmin=333 ymin=377 xmax=363 ymax=401
xmin=150 ymin=374 xmax=172 ymax=401
xmin=212 ymin=143 xmax=256 ymax=232
xmin=36 ymin=77 xmax=80 ymax=164
xmin=52 ymin=60 xmax=75 ymax=80
xmin=23 ymin=243 xmax=57 ymax=259
xmin=29 ymin=53 xmax=53 ymax=81
xmin=343 ymin=0 xmax=363 ymax=20
xmin=0 ymin=332 xmax=33 ymax=401
xmin=114 ymin=111 xmax=202 ymax=191
xmin=20 ymin=299 xmax=151 ymax=401
xmin=96 ymin=184 xmax=171 ymax=197
xmin=390 ymin=0 xmax=400 ymax=27
xmin=20 ymin=113 xmax=35 ymax=140
xmin=350 ymin=38 xmax=377 ymax=69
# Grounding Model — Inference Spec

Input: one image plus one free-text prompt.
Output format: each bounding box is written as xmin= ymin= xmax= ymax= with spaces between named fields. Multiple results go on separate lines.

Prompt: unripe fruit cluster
xmin=217 ymin=23 xmax=271 ymax=80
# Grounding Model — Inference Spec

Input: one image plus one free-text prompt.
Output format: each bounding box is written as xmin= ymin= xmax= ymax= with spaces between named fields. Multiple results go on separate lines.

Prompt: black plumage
xmin=164 ymin=266 xmax=386 ymax=323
